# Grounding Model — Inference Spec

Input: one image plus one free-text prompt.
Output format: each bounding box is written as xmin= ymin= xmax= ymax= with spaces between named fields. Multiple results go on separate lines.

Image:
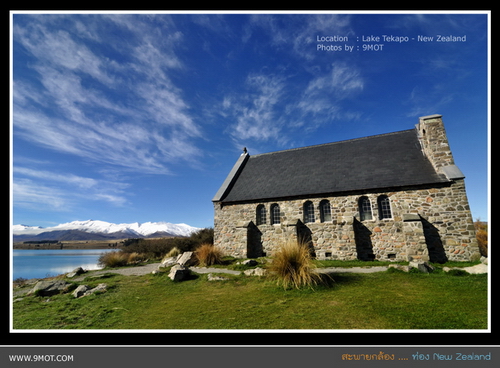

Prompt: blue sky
xmin=11 ymin=11 xmax=489 ymax=229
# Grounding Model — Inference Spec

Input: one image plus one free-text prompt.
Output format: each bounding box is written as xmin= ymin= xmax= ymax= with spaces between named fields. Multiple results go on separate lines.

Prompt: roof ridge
xmin=251 ymin=129 xmax=415 ymax=158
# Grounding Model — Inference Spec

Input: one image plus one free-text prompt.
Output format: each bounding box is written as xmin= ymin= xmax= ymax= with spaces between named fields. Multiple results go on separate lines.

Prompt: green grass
xmin=12 ymin=268 xmax=488 ymax=330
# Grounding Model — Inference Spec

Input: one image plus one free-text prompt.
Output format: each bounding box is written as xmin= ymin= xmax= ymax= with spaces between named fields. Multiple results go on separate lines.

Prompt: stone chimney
xmin=416 ymin=114 xmax=464 ymax=180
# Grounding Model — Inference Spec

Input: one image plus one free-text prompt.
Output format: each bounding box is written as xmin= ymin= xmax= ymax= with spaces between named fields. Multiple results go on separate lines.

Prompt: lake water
xmin=12 ymin=249 xmax=117 ymax=280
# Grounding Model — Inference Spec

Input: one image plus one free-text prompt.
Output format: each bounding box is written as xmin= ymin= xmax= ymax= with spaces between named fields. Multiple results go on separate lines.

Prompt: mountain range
xmin=13 ymin=220 xmax=201 ymax=242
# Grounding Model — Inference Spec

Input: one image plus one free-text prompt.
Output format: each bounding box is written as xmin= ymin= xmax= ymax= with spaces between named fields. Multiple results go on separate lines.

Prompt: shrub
xmin=120 ymin=228 xmax=215 ymax=260
xmin=98 ymin=251 xmax=130 ymax=268
xmin=165 ymin=246 xmax=182 ymax=258
xmin=474 ymin=219 xmax=488 ymax=257
xmin=121 ymin=238 xmax=175 ymax=259
xmin=268 ymin=238 xmax=322 ymax=290
xmin=13 ymin=277 xmax=28 ymax=287
xmin=195 ymin=243 xmax=224 ymax=267
xmin=190 ymin=227 xmax=214 ymax=245
xmin=127 ymin=252 xmax=146 ymax=264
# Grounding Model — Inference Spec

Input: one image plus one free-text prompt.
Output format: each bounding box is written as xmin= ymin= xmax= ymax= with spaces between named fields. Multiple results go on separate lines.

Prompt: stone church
xmin=212 ymin=115 xmax=480 ymax=263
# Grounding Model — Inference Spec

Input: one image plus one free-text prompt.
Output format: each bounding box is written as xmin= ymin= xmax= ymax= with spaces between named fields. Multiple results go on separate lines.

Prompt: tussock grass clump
xmin=127 ymin=252 xmax=146 ymax=264
xmin=98 ymin=251 xmax=131 ymax=268
xmin=98 ymin=251 xmax=148 ymax=268
xmin=166 ymin=246 xmax=182 ymax=258
xmin=269 ymin=238 xmax=323 ymax=290
xmin=195 ymin=243 xmax=224 ymax=267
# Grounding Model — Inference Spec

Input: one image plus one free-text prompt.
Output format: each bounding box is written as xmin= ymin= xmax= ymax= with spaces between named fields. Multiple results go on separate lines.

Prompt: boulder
xmin=244 ymin=267 xmax=267 ymax=276
xmin=409 ymin=261 xmax=434 ymax=273
xmin=468 ymin=263 xmax=488 ymax=274
xmin=168 ymin=265 xmax=190 ymax=281
xmin=66 ymin=267 xmax=85 ymax=278
xmin=86 ymin=283 xmax=107 ymax=295
xmin=238 ymin=259 xmax=258 ymax=267
xmin=29 ymin=280 xmax=71 ymax=296
xmin=72 ymin=283 xmax=107 ymax=298
xmin=444 ymin=263 xmax=488 ymax=275
xmin=160 ymin=256 xmax=177 ymax=267
xmin=176 ymin=252 xmax=196 ymax=266
xmin=72 ymin=284 xmax=90 ymax=298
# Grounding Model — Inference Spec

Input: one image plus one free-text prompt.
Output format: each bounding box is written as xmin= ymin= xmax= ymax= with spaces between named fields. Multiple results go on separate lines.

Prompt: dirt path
xmin=72 ymin=263 xmax=162 ymax=281
xmin=73 ymin=264 xmax=390 ymax=281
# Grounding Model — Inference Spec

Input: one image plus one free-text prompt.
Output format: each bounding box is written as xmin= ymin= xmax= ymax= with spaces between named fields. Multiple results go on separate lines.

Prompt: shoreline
xmin=13 ymin=239 xmax=127 ymax=250
xmin=13 ymin=244 xmax=119 ymax=250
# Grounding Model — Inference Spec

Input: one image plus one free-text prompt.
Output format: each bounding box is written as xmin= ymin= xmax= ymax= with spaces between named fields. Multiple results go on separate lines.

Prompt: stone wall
xmin=213 ymin=179 xmax=480 ymax=262
xmin=213 ymin=115 xmax=480 ymax=263
xmin=417 ymin=114 xmax=456 ymax=170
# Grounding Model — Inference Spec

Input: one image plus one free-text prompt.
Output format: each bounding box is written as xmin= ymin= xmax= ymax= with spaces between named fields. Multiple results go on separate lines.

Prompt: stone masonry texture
xmin=213 ymin=115 xmax=480 ymax=263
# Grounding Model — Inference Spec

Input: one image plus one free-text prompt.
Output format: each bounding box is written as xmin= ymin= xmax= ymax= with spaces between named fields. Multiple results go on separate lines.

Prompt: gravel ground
xmin=72 ymin=263 xmax=162 ymax=281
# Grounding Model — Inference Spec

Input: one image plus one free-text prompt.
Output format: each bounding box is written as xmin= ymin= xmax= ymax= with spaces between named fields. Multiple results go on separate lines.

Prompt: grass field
xmin=12 ymin=267 xmax=488 ymax=330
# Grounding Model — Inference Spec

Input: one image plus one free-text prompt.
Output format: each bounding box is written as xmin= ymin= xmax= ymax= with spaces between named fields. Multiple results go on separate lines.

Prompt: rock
xmin=29 ymin=280 xmax=71 ymax=296
xmin=480 ymin=256 xmax=488 ymax=265
xmin=244 ymin=267 xmax=267 ymax=276
xmin=238 ymin=259 xmax=258 ymax=267
xmin=73 ymin=283 xmax=108 ymax=298
xmin=463 ymin=263 xmax=488 ymax=274
xmin=72 ymin=285 xmax=90 ymax=298
xmin=168 ymin=265 xmax=190 ymax=281
xmin=66 ymin=267 xmax=86 ymax=278
xmin=87 ymin=283 xmax=107 ymax=295
xmin=177 ymin=252 xmax=196 ymax=266
xmin=409 ymin=261 xmax=434 ymax=273
xmin=160 ymin=256 xmax=177 ymax=267
xmin=207 ymin=273 xmax=229 ymax=281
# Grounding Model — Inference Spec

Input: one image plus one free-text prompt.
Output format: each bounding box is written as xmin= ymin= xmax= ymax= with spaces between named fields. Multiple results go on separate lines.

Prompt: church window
xmin=256 ymin=204 xmax=266 ymax=225
xmin=320 ymin=200 xmax=332 ymax=222
xmin=271 ymin=204 xmax=281 ymax=225
xmin=303 ymin=201 xmax=315 ymax=223
xmin=359 ymin=196 xmax=373 ymax=221
xmin=378 ymin=195 xmax=392 ymax=219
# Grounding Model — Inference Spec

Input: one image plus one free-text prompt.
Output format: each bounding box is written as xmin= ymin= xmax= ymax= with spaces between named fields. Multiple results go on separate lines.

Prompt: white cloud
xmin=220 ymin=61 xmax=365 ymax=149
xmin=13 ymin=167 xmax=129 ymax=210
xmin=13 ymin=14 xmax=202 ymax=175
xmin=304 ymin=62 xmax=364 ymax=97
xmin=224 ymin=73 xmax=287 ymax=144
xmin=14 ymin=167 xmax=98 ymax=189
xmin=13 ymin=179 xmax=69 ymax=211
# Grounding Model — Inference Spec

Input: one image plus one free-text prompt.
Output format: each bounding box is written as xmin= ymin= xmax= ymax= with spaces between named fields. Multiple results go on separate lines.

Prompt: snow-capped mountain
xmin=13 ymin=220 xmax=201 ymax=241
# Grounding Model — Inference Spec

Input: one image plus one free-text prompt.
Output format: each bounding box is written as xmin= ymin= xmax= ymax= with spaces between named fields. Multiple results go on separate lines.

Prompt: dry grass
xmin=98 ymin=251 xmax=130 ymax=268
xmin=268 ymin=238 xmax=323 ymax=290
xmin=195 ymin=243 xmax=224 ymax=267
xmin=474 ymin=219 xmax=488 ymax=257
xmin=165 ymin=246 xmax=182 ymax=258
xmin=127 ymin=252 xmax=146 ymax=264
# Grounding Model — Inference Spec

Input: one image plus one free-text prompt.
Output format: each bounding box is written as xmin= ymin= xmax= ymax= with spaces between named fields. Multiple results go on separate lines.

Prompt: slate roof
xmin=214 ymin=128 xmax=450 ymax=203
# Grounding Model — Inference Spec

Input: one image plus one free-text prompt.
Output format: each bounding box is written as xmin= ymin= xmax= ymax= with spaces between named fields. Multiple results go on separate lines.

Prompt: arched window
xmin=270 ymin=203 xmax=281 ymax=225
xmin=358 ymin=196 xmax=373 ymax=221
xmin=256 ymin=204 xmax=266 ymax=225
xmin=320 ymin=200 xmax=332 ymax=222
xmin=378 ymin=195 xmax=392 ymax=220
xmin=303 ymin=201 xmax=315 ymax=223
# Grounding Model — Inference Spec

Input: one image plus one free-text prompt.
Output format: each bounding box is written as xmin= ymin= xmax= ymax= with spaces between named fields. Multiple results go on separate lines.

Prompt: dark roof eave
xmin=216 ymin=179 xmax=451 ymax=205
xmin=212 ymin=152 xmax=249 ymax=202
